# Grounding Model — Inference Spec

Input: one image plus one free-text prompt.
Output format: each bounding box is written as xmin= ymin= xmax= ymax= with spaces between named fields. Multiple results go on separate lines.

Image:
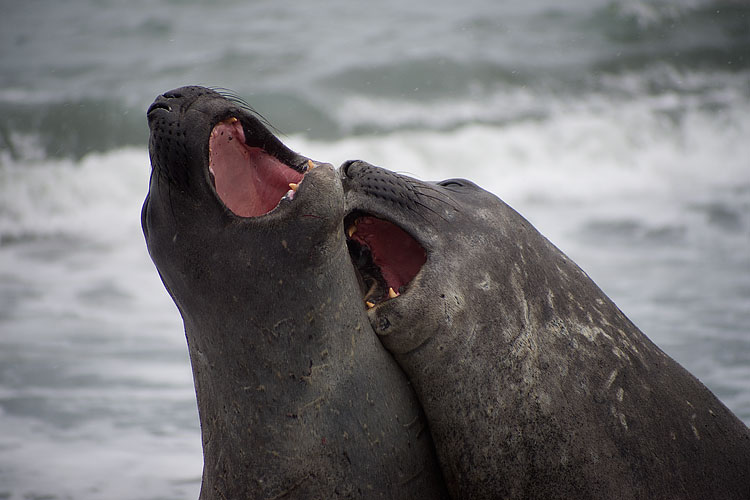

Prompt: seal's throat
xmin=346 ymin=214 xmax=426 ymax=305
xmin=208 ymin=118 xmax=304 ymax=217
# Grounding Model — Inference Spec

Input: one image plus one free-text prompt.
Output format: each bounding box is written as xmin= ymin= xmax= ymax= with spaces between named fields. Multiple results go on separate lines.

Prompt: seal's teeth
xmin=308 ymin=160 xmax=316 ymax=170
xmin=289 ymin=183 xmax=299 ymax=192
xmin=388 ymin=287 xmax=399 ymax=299
xmin=228 ymin=117 xmax=238 ymax=123
xmin=366 ymin=301 xmax=375 ymax=309
xmin=347 ymin=225 xmax=357 ymax=238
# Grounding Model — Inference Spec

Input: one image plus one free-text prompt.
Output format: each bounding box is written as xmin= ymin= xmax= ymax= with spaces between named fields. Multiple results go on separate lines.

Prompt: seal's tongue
xmin=349 ymin=216 xmax=426 ymax=294
xmin=209 ymin=118 xmax=303 ymax=217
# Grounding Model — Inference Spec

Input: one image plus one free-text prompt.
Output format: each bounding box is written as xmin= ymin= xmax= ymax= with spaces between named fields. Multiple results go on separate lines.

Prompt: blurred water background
xmin=1 ymin=0 xmax=748 ymax=498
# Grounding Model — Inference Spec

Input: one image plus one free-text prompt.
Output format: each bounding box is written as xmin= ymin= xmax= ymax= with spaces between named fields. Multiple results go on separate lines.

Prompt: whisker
xmin=156 ymin=167 xmax=178 ymax=226
xmin=210 ymin=87 xmax=252 ymax=109
xmin=405 ymin=203 xmax=436 ymax=226
xmin=410 ymin=182 xmax=458 ymax=202
xmin=392 ymin=169 xmax=423 ymax=178
xmin=410 ymin=187 xmax=458 ymax=211
xmin=411 ymin=196 xmax=449 ymax=223
xmin=405 ymin=179 xmax=458 ymax=212
xmin=209 ymin=87 xmax=284 ymax=136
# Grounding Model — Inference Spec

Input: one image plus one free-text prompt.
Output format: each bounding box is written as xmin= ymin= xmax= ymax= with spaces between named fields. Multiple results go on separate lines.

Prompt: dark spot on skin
xmin=378 ymin=317 xmax=391 ymax=332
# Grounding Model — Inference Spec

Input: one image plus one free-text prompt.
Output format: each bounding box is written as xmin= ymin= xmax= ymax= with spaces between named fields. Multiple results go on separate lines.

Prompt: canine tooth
xmin=308 ymin=160 xmax=316 ymax=170
xmin=366 ymin=301 xmax=375 ymax=309
xmin=388 ymin=288 xmax=399 ymax=299
xmin=289 ymin=183 xmax=299 ymax=192
xmin=228 ymin=117 xmax=238 ymax=123
xmin=347 ymin=225 xmax=357 ymax=238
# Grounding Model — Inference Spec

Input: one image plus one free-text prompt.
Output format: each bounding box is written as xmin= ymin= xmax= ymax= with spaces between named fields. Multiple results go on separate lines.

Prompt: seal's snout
xmin=147 ymin=86 xmax=210 ymax=120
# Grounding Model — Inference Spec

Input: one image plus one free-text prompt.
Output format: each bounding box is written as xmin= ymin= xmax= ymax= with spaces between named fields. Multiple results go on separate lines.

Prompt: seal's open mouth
xmin=345 ymin=213 xmax=426 ymax=307
xmin=208 ymin=117 xmax=307 ymax=217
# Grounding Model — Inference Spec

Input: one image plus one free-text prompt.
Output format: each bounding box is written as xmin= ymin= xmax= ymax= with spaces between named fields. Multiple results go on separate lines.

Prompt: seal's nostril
xmin=147 ymin=101 xmax=171 ymax=116
xmin=163 ymin=90 xmax=184 ymax=99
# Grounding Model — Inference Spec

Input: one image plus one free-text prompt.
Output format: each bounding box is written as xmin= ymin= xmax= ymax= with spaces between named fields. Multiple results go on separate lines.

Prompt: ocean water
xmin=1 ymin=0 xmax=748 ymax=498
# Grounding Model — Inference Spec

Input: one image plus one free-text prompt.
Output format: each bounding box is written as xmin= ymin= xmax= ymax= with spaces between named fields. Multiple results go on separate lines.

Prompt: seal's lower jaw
xmin=208 ymin=118 xmax=307 ymax=217
xmin=345 ymin=213 xmax=426 ymax=308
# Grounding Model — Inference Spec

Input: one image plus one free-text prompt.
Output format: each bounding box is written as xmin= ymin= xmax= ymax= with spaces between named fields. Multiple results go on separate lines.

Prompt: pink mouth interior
xmin=208 ymin=119 xmax=304 ymax=217
xmin=350 ymin=216 xmax=426 ymax=292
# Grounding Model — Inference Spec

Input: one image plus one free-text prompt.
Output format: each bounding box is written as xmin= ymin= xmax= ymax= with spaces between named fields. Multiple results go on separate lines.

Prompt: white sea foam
xmin=290 ymin=82 xmax=749 ymax=212
xmin=0 ymin=149 xmax=149 ymax=240
xmin=1 ymin=412 xmax=201 ymax=500
xmin=0 ymin=149 xmax=199 ymax=499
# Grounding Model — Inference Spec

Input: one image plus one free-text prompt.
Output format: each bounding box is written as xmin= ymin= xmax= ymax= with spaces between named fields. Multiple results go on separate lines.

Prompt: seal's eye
xmin=438 ymin=180 xmax=464 ymax=188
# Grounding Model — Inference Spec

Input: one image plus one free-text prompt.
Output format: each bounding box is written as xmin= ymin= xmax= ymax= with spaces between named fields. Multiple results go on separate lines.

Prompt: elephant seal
xmin=142 ymin=87 xmax=448 ymax=499
xmin=341 ymin=160 xmax=750 ymax=500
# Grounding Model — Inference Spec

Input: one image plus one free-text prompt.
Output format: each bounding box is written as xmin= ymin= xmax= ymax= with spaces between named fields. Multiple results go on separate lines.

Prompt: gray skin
xmin=341 ymin=160 xmax=750 ymax=500
xmin=142 ymin=87 xmax=448 ymax=500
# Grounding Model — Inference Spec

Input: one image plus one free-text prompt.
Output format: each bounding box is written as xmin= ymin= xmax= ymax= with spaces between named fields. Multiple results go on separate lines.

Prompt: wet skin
xmin=142 ymin=87 xmax=448 ymax=500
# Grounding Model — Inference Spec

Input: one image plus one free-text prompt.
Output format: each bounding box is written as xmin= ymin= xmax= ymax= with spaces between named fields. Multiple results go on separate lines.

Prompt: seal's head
xmin=142 ymin=86 xmax=339 ymax=315
xmin=341 ymin=159 xmax=540 ymax=356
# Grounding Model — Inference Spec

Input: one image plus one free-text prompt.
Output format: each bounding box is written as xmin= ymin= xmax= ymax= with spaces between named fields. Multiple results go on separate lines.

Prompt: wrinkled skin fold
xmin=341 ymin=160 xmax=750 ymax=500
xmin=142 ymin=87 xmax=448 ymax=499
